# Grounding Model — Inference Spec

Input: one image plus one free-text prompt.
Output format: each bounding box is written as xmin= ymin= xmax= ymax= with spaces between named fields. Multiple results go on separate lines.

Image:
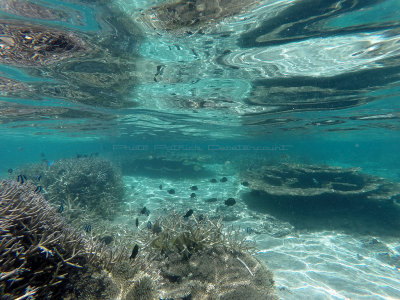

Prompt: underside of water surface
xmin=1 ymin=1 xmax=400 ymax=299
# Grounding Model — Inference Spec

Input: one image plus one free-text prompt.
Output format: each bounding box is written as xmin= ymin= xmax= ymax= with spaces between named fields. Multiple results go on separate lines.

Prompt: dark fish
xmin=135 ymin=218 xmax=139 ymax=228
xmin=83 ymin=224 xmax=92 ymax=233
xmin=146 ymin=221 xmax=152 ymax=230
xmin=40 ymin=152 xmax=46 ymax=157
xmin=210 ymin=179 xmax=217 ymax=183
xmin=7 ymin=168 xmax=13 ymax=174
xmin=224 ymin=198 xmax=236 ymax=206
xmin=182 ymin=293 xmax=192 ymax=300
xmin=17 ymin=174 xmax=26 ymax=184
xmin=241 ymin=181 xmax=249 ymax=187
xmin=57 ymin=203 xmax=64 ymax=213
xmin=246 ymin=227 xmax=254 ymax=234
xmin=99 ymin=235 xmax=113 ymax=245
xmin=130 ymin=244 xmax=139 ymax=259
xmin=76 ymin=154 xmax=82 ymax=158
xmin=168 ymin=189 xmax=175 ymax=194
xmin=34 ymin=186 xmax=43 ymax=193
xmin=220 ymin=177 xmax=228 ymax=182
xmin=159 ymin=184 xmax=163 ymax=190
xmin=190 ymin=186 xmax=198 ymax=191
xmin=183 ymin=209 xmax=194 ymax=219
xmin=190 ymin=193 xmax=196 ymax=198
xmin=152 ymin=220 xmax=162 ymax=234
xmin=205 ymin=197 xmax=217 ymax=203
xmin=35 ymin=175 xmax=42 ymax=181
xmin=140 ymin=206 xmax=150 ymax=216
xmin=197 ymin=214 xmax=204 ymax=222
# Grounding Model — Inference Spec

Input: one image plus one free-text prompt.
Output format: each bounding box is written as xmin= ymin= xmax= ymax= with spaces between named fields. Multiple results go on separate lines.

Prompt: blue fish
xmin=35 ymin=175 xmax=42 ymax=181
xmin=246 ymin=227 xmax=254 ymax=234
xmin=34 ymin=186 xmax=43 ymax=193
xmin=57 ymin=203 xmax=64 ymax=213
xmin=83 ymin=224 xmax=92 ymax=233
xmin=7 ymin=168 xmax=13 ymax=174
xmin=146 ymin=221 xmax=152 ymax=230
xmin=47 ymin=161 xmax=54 ymax=167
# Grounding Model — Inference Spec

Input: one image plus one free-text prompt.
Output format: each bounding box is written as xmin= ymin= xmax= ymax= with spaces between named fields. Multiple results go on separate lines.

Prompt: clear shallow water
xmin=1 ymin=0 xmax=400 ymax=299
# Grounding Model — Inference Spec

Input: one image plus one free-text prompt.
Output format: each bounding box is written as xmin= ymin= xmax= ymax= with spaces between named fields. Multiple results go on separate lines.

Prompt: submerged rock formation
xmin=240 ymin=163 xmax=400 ymax=201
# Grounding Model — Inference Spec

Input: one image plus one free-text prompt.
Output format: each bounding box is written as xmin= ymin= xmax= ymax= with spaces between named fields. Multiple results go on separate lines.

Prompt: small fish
xmin=40 ymin=152 xmax=46 ymax=157
xmin=183 ymin=209 xmax=194 ymax=219
xmin=35 ymin=175 xmax=42 ymax=181
xmin=205 ymin=197 xmax=217 ymax=203
xmin=99 ymin=235 xmax=113 ymax=245
xmin=220 ymin=177 xmax=228 ymax=182
xmin=17 ymin=174 xmax=26 ymax=184
xmin=83 ymin=224 xmax=92 ymax=233
xmin=168 ymin=189 xmax=175 ymax=194
xmin=135 ymin=217 xmax=139 ymax=228
xmin=57 ymin=203 xmax=64 ymax=213
xmin=190 ymin=186 xmax=198 ymax=191
xmin=210 ymin=178 xmax=217 ymax=183
xmin=130 ymin=244 xmax=139 ymax=259
xmin=7 ymin=168 xmax=13 ymax=174
xmin=224 ymin=198 xmax=236 ymax=206
xmin=241 ymin=181 xmax=249 ymax=187
xmin=140 ymin=206 xmax=150 ymax=216
xmin=146 ymin=221 xmax=152 ymax=230
xmin=190 ymin=193 xmax=196 ymax=198
xmin=152 ymin=220 xmax=162 ymax=234
xmin=34 ymin=186 xmax=43 ymax=193
xmin=47 ymin=161 xmax=54 ymax=167
xmin=159 ymin=184 xmax=163 ymax=190
xmin=246 ymin=227 xmax=254 ymax=234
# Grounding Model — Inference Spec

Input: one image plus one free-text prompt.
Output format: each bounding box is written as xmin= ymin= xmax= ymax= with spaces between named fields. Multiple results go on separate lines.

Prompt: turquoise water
xmin=1 ymin=0 xmax=400 ymax=299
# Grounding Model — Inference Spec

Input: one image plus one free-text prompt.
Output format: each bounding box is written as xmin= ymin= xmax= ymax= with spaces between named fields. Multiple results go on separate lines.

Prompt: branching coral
xmin=16 ymin=157 xmax=125 ymax=220
xmin=0 ymin=180 xmax=123 ymax=299
xmin=136 ymin=212 xmax=255 ymax=260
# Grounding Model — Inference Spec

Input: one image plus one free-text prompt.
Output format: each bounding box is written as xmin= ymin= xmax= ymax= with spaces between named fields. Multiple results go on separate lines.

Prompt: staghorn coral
xmin=0 ymin=179 xmax=123 ymax=299
xmin=125 ymin=276 xmax=155 ymax=300
xmin=16 ymin=157 xmax=125 ymax=220
xmin=130 ymin=212 xmax=277 ymax=299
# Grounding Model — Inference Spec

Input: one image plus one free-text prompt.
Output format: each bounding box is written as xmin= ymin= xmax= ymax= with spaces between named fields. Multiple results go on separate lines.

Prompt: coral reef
xmin=131 ymin=212 xmax=278 ymax=299
xmin=16 ymin=157 xmax=125 ymax=220
xmin=141 ymin=0 xmax=260 ymax=33
xmin=0 ymin=22 xmax=87 ymax=66
xmin=1 ymin=179 xmax=277 ymax=299
xmin=240 ymin=163 xmax=400 ymax=200
xmin=0 ymin=180 xmax=120 ymax=299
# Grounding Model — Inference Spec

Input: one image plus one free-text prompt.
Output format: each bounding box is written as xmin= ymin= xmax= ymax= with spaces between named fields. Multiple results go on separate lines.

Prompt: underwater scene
xmin=1 ymin=0 xmax=400 ymax=299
